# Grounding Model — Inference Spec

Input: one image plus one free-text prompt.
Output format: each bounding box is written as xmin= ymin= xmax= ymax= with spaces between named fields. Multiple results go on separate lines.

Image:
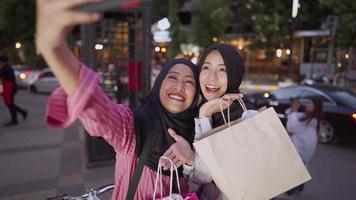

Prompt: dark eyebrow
xmin=168 ymin=70 xmax=195 ymax=79
xmin=203 ymin=61 xmax=225 ymax=67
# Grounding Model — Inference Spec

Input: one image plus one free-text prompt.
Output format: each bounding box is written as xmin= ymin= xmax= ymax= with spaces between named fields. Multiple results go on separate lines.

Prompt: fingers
xmin=55 ymin=0 xmax=103 ymax=10
xmin=168 ymin=128 xmax=182 ymax=142
xmin=62 ymin=11 xmax=101 ymax=26
xmin=160 ymin=156 xmax=184 ymax=170
xmin=38 ymin=0 xmax=101 ymax=26
xmin=162 ymin=148 xmax=174 ymax=158
xmin=161 ymin=147 xmax=174 ymax=170
xmin=222 ymin=93 xmax=244 ymax=101
xmin=159 ymin=157 xmax=171 ymax=170
xmin=160 ymin=154 xmax=177 ymax=170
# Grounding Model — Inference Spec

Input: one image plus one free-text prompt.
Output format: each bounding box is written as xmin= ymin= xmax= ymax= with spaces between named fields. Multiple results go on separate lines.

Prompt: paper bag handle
xmin=153 ymin=156 xmax=181 ymax=199
xmin=219 ymin=95 xmax=247 ymax=127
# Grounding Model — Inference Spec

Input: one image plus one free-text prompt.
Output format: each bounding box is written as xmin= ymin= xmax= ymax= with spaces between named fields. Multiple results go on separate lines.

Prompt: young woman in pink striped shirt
xmin=36 ymin=0 xmax=200 ymax=199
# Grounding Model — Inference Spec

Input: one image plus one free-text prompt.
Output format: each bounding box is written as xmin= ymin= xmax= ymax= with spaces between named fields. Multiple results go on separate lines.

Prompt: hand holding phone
xmin=74 ymin=0 xmax=139 ymax=12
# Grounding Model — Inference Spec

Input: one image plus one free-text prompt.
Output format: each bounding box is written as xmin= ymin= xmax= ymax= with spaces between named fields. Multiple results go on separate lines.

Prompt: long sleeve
xmin=183 ymin=117 xmax=214 ymax=192
xmin=45 ymin=64 xmax=135 ymax=154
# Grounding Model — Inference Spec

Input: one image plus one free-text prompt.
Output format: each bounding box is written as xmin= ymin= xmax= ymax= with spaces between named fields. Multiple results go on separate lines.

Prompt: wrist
xmin=199 ymin=106 xmax=212 ymax=118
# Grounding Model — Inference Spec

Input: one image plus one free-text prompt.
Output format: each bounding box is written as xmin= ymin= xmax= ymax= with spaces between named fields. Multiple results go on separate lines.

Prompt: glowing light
xmin=15 ymin=42 xmax=21 ymax=49
xmin=19 ymin=73 xmax=27 ymax=79
xmin=276 ymin=49 xmax=282 ymax=58
xmin=161 ymin=47 xmax=167 ymax=53
xmin=345 ymin=54 xmax=349 ymax=59
xmin=191 ymin=57 xmax=198 ymax=64
xmin=286 ymin=49 xmax=291 ymax=55
xmin=95 ymin=44 xmax=103 ymax=50
xmin=292 ymin=0 xmax=299 ymax=18
xmin=238 ymin=45 xmax=243 ymax=50
xmin=212 ymin=37 xmax=218 ymax=42
xmin=338 ymin=63 xmax=342 ymax=68
xmin=154 ymin=47 xmax=160 ymax=52
xmin=157 ymin=18 xmax=171 ymax=31
xmin=352 ymin=113 xmax=356 ymax=120
xmin=263 ymin=92 xmax=270 ymax=98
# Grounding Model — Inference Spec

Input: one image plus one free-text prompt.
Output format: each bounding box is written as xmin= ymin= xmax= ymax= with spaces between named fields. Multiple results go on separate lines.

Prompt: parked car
xmin=30 ymin=68 xmax=59 ymax=93
xmin=13 ymin=65 xmax=41 ymax=88
xmin=246 ymin=84 xmax=356 ymax=144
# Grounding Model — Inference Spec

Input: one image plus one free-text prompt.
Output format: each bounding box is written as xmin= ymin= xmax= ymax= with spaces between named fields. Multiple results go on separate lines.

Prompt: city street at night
xmin=0 ymin=90 xmax=355 ymax=199
xmin=1 ymin=0 xmax=356 ymax=199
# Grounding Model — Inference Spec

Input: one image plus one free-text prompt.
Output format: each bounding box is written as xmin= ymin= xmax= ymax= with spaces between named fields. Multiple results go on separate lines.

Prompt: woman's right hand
xmin=199 ymin=93 xmax=244 ymax=118
xmin=291 ymin=99 xmax=301 ymax=112
xmin=36 ymin=0 xmax=101 ymax=53
xmin=36 ymin=0 xmax=102 ymax=95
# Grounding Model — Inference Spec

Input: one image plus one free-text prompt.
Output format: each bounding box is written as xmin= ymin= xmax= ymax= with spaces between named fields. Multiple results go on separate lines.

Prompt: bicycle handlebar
xmin=47 ymin=184 xmax=115 ymax=200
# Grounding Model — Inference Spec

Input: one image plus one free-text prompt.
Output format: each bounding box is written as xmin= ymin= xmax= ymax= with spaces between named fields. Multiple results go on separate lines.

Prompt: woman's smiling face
xmin=159 ymin=64 xmax=196 ymax=113
xmin=199 ymin=50 xmax=228 ymax=101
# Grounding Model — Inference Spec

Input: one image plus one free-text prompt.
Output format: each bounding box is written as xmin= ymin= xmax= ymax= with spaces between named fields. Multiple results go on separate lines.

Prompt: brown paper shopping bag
xmin=193 ymin=98 xmax=311 ymax=200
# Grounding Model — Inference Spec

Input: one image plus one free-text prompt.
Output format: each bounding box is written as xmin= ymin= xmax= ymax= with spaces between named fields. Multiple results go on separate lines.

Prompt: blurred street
xmin=0 ymin=0 xmax=355 ymax=199
xmin=0 ymin=89 xmax=355 ymax=199
xmin=0 ymin=90 xmax=114 ymax=199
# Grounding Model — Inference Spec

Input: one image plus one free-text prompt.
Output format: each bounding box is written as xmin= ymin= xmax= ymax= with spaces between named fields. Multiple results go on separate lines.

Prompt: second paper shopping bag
xmin=193 ymin=104 xmax=311 ymax=200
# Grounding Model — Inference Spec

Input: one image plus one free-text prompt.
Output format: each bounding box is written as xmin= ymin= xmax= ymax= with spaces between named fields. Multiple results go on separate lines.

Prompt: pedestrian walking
xmin=0 ymin=53 xmax=28 ymax=127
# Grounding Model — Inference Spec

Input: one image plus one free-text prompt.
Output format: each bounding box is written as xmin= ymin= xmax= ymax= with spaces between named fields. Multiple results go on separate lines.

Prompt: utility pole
xmin=142 ymin=0 xmax=152 ymax=98
xmin=288 ymin=0 xmax=299 ymax=79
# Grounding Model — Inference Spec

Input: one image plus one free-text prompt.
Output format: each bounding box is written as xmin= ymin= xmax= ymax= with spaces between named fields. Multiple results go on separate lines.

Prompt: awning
xmin=294 ymin=30 xmax=331 ymax=38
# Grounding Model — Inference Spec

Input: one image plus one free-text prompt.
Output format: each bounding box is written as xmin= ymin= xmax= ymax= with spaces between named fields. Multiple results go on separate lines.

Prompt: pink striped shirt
xmin=46 ymin=64 xmax=188 ymax=199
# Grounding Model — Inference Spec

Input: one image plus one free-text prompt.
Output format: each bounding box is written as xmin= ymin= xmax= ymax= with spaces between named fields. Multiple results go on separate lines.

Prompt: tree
xmin=241 ymin=0 xmax=292 ymax=49
xmin=0 ymin=0 xmax=36 ymax=65
xmin=191 ymin=0 xmax=233 ymax=48
xmin=318 ymin=0 xmax=356 ymax=47
xmin=151 ymin=0 xmax=169 ymax=23
xmin=168 ymin=0 xmax=184 ymax=59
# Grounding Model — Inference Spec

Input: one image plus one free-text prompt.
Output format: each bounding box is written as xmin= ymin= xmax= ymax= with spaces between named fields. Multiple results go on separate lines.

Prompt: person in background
xmin=284 ymin=97 xmax=324 ymax=197
xmin=0 ymin=53 xmax=28 ymax=127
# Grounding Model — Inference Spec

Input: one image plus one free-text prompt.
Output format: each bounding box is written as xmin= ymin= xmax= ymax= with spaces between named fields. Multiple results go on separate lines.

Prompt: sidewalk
xmin=0 ymin=91 xmax=114 ymax=199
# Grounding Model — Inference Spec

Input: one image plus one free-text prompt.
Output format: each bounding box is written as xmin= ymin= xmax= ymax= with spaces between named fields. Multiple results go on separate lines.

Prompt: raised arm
xmin=38 ymin=0 xmax=137 ymax=154
xmin=36 ymin=0 xmax=101 ymax=95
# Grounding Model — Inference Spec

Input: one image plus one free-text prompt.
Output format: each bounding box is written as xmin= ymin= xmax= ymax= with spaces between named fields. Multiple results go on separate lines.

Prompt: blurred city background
xmin=0 ymin=0 xmax=355 ymax=199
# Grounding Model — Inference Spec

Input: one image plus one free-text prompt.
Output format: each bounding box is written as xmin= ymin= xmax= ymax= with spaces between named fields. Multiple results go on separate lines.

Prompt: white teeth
xmin=168 ymin=94 xmax=184 ymax=101
xmin=206 ymin=85 xmax=220 ymax=89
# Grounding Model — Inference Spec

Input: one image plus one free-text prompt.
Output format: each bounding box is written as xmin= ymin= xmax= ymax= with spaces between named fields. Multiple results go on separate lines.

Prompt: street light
xmin=15 ymin=42 xmax=21 ymax=49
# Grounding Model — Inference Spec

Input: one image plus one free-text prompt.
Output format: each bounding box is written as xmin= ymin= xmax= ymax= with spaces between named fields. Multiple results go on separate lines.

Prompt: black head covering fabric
xmin=134 ymin=58 xmax=199 ymax=176
xmin=197 ymin=43 xmax=251 ymax=127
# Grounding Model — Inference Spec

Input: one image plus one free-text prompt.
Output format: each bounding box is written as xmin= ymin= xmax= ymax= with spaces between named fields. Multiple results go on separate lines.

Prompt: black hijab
xmin=134 ymin=58 xmax=199 ymax=176
xmin=198 ymin=43 xmax=250 ymax=127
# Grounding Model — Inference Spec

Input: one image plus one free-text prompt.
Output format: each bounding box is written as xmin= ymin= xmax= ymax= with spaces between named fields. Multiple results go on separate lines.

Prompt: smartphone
xmin=74 ymin=0 xmax=137 ymax=12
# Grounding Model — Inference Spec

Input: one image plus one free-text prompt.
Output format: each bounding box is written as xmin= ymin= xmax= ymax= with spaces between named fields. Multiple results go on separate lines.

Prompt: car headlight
xmin=263 ymin=92 xmax=270 ymax=98
xmin=352 ymin=113 xmax=356 ymax=121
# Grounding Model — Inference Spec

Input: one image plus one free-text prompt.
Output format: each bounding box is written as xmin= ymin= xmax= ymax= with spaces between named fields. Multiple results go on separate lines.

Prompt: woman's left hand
xmin=199 ymin=93 xmax=244 ymax=118
xmin=159 ymin=128 xmax=194 ymax=170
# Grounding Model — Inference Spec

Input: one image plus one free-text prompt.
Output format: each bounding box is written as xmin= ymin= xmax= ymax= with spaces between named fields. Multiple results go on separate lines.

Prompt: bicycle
xmin=47 ymin=184 xmax=115 ymax=200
